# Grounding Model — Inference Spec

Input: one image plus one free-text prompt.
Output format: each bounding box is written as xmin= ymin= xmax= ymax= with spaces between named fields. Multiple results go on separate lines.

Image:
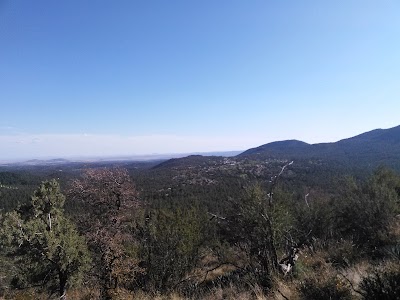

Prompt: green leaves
xmin=139 ymin=205 xmax=206 ymax=291
xmin=0 ymin=180 xmax=90 ymax=298
xmin=31 ymin=179 xmax=65 ymax=218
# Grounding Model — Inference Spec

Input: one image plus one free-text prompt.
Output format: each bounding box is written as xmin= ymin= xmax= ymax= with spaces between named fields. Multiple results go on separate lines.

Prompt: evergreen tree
xmin=0 ymin=180 xmax=90 ymax=299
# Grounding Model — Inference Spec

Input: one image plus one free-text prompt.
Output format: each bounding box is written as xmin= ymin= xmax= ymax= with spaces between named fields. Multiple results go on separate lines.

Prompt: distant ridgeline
xmin=1 ymin=125 xmax=400 ymax=213
xmin=239 ymin=125 xmax=400 ymax=172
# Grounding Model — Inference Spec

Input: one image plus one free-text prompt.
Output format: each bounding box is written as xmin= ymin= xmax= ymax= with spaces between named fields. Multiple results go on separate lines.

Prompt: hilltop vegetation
xmin=241 ymin=125 xmax=400 ymax=172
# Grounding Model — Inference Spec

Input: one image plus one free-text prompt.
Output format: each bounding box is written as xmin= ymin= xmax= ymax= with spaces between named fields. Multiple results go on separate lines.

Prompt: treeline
xmin=0 ymin=171 xmax=42 ymax=212
xmin=0 ymin=166 xmax=400 ymax=299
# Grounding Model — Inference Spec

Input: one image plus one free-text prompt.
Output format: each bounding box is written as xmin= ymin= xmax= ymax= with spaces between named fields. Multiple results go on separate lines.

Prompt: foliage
xmin=215 ymin=183 xmax=286 ymax=290
xmin=334 ymin=169 xmax=400 ymax=254
xmin=2 ymin=156 xmax=400 ymax=298
xmin=138 ymin=204 xmax=207 ymax=292
xmin=294 ymin=191 xmax=335 ymax=243
xmin=0 ymin=180 xmax=90 ymax=299
xmin=0 ymin=171 xmax=45 ymax=212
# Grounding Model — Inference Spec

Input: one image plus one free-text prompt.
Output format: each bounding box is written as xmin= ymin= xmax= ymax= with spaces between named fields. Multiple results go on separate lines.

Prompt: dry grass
xmin=3 ymin=247 xmax=381 ymax=300
xmin=271 ymin=280 xmax=300 ymax=300
xmin=200 ymin=283 xmax=268 ymax=300
xmin=183 ymin=251 xmax=243 ymax=284
xmin=339 ymin=261 xmax=370 ymax=294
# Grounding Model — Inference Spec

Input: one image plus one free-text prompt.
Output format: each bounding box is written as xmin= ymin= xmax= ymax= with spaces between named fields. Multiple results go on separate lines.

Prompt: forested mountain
xmin=140 ymin=125 xmax=400 ymax=192
xmin=240 ymin=125 xmax=400 ymax=171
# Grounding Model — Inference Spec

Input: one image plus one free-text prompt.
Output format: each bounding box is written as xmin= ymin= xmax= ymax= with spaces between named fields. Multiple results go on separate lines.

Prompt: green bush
xmin=138 ymin=205 xmax=207 ymax=292
xmin=333 ymin=170 xmax=400 ymax=254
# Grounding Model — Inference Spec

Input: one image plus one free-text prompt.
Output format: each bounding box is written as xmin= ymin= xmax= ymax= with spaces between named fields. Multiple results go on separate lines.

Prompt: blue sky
xmin=1 ymin=0 xmax=399 ymax=160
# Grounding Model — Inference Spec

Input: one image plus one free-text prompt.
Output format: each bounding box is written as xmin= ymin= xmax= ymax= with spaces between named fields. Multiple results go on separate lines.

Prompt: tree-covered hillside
xmin=1 ymin=160 xmax=400 ymax=299
xmin=240 ymin=125 xmax=400 ymax=172
xmin=1 ymin=126 xmax=400 ymax=299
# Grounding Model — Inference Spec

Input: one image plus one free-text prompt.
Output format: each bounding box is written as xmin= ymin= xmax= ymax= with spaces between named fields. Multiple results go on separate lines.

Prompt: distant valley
xmin=3 ymin=125 xmax=400 ymax=173
xmin=1 ymin=124 xmax=400 ymax=206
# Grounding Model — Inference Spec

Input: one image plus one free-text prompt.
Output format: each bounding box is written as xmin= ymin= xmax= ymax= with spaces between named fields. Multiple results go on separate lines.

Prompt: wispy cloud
xmin=0 ymin=125 xmax=27 ymax=135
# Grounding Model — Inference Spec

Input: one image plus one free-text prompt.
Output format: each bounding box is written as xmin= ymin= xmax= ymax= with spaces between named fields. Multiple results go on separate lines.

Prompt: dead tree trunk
xmin=59 ymin=271 xmax=68 ymax=300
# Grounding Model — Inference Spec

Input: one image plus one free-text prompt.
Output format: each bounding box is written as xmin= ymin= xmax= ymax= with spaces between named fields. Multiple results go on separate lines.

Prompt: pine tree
xmin=0 ymin=179 xmax=91 ymax=299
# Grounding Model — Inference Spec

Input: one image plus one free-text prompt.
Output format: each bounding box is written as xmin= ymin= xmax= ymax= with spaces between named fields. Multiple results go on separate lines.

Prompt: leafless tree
xmin=68 ymin=168 xmax=141 ymax=299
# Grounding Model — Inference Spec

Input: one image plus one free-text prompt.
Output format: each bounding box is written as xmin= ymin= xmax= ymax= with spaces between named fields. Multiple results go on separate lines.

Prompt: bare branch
xmin=207 ymin=212 xmax=226 ymax=221
xmin=304 ymin=193 xmax=310 ymax=208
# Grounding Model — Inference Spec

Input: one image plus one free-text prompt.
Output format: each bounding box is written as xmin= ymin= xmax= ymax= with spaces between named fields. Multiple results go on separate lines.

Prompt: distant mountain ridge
xmin=239 ymin=140 xmax=310 ymax=157
xmin=3 ymin=126 xmax=399 ymax=173
xmin=240 ymin=125 xmax=400 ymax=170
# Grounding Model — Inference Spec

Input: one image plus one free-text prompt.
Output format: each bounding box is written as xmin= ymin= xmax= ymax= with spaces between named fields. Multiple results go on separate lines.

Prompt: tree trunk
xmin=59 ymin=271 xmax=68 ymax=300
xmin=261 ymin=211 xmax=279 ymax=272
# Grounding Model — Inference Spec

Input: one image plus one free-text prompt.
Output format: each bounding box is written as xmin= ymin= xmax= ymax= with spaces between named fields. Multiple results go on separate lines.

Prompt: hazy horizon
xmin=1 ymin=124 xmax=398 ymax=162
xmin=0 ymin=148 xmax=244 ymax=163
xmin=1 ymin=1 xmax=399 ymax=160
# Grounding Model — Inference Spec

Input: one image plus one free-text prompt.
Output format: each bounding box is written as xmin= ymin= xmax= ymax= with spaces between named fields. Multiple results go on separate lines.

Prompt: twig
xmin=277 ymin=288 xmax=290 ymax=300
xmin=338 ymin=271 xmax=365 ymax=296
xmin=304 ymin=193 xmax=310 ymax=208
xmin=207 ymin=212 xmax=226 ymax=221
